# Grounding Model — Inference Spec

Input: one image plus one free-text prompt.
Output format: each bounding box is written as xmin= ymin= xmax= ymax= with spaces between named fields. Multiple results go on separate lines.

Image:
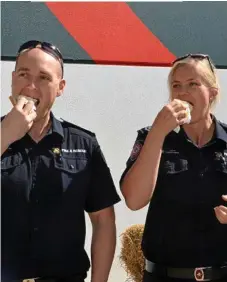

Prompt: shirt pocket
xmin=1 ymin=153 xmax=26 ymax=194
xmin=159 ymin=151 xmax=190 ymax=202
xmin=53 ymin=155 xmax=90 ymax=193
xmin=161 ymin=151 xmax=189 ymax=175
xmin=54 ymin=155 xmax=88 ymax=174
xmin=213 ymin=154 xmax=227 ymax=173
xmin=213 ymin=153 xmax=227 ymax=193
xmin=1 ymin=153 xmax=23 ymax=175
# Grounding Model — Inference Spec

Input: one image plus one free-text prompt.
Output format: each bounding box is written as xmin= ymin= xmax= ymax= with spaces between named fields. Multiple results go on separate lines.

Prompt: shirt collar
xmin=213 ymin=116 xmax=227 ymax=143
xmin=49 ymin=112 xmax=64 ymax=140
xmin=177 ymin=115 xmax=227 ymax=144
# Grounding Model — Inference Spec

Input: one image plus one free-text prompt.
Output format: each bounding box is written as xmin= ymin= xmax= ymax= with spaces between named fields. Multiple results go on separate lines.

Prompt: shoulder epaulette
xmin=219 ymin=121 xmax=227 ymax=132
xmin=138 ymin=126 xmax=152 ymax=135
xmin=60 ymin=118 xmax=96 ymax=137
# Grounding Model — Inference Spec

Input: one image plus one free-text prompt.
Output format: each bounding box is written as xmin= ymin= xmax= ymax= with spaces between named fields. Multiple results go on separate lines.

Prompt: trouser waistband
xmin=3 ymin=276 xmax=85 ymax=282
xmin=145 ymin=259 xmax=227 ymax=281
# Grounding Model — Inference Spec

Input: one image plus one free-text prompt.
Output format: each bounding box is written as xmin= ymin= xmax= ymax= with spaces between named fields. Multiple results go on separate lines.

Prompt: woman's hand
xmin=214 ymin=195 xmax=227 ymax=224
xmin=152 ymin=99 xmax=189 ymax=136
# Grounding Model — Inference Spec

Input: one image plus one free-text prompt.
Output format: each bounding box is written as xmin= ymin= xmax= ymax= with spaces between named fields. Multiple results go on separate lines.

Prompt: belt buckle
xmin=194 ymin=267 xmax=205 ymax=281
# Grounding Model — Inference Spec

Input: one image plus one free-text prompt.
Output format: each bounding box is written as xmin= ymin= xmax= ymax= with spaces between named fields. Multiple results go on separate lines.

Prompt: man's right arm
xmin=1 ymin=97 xmax=37 ymax=156
xmin=1 ymin=125 xmax=13 ymax=156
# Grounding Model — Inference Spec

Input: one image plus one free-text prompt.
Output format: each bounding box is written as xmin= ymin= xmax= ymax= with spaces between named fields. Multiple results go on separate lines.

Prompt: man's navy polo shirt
xmin=1 ymin=113 xmax=120 ymax=279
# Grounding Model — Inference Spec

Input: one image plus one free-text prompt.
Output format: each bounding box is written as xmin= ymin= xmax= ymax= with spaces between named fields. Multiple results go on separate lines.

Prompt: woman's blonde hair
xmin=168 ymin=55 xmax=221 ymax=111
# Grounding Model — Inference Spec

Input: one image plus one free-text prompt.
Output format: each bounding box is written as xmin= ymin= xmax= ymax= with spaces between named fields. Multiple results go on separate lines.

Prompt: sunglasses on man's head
xmin=172 ymin=53 xmax=214 ymax=73
xmin=17 ymin=40 xmax=64 ymax=76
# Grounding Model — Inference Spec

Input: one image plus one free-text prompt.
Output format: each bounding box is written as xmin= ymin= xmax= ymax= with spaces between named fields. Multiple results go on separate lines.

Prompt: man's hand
xmin=214 ymin=195 xmax=227 ymax=224
xmin=1 ymin=96 xmax=37 ymax=145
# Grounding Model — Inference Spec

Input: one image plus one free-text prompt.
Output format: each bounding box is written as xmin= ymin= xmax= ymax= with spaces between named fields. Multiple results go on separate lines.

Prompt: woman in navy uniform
xmin=120 ymin=54 xmax=227 ymax=282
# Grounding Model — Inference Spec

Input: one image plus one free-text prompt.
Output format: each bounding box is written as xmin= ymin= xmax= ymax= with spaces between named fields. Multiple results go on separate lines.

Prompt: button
xmin=35 ymin=199 xmax=39 ymax=204
xmin=34 ymin=227 xmax=39 ymax=232
xmin=200 ymin=172 xmax=204 ymax=177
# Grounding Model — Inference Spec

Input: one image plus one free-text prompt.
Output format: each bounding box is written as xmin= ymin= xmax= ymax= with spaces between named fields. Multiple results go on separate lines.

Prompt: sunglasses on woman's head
xmin=17 ymin=40 xmax=64 ymax=76
xmin=172 ymin=53 xmax=214 ymax=73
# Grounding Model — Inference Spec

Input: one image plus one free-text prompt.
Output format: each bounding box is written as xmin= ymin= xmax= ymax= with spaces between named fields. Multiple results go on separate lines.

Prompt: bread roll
xmin=9 ymin=95 xmax=38 ymax=110
xmin=174 ymin=101 xmax=193 ymax=133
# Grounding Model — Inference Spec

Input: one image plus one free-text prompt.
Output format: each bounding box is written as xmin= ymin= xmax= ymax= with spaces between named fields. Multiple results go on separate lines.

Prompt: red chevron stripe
xmin=46 ymin=2 xmax=176 ymax=66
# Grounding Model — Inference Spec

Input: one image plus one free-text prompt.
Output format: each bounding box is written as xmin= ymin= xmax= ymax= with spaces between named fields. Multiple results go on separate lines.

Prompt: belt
xmin=7 ymin=279 xmax=56 ymax=282
xmin=22 ymin=280 xmax=54 ymax=282
xmin=6 ymin=277 xmax=84 ymax=282
xmin=3 ymin=279 xmax=53 ymax=282
xmin=145 ymin=260 xmax=227 ymax=281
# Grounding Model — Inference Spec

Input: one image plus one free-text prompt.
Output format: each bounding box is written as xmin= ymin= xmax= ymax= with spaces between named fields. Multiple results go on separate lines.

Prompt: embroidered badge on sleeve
xmin=130 ymin=142 xmax=143 ymax=161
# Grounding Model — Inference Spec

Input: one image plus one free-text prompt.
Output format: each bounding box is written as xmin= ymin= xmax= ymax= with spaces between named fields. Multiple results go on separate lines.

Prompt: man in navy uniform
xmin=1 ymin=40 xmax=120 ymax=282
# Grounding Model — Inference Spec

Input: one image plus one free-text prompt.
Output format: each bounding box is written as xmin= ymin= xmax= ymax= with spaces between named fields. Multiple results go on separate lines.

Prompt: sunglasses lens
xmin=18 ymin=40 xmax=40 ymax=53
xmin=42 ymin=42 xmax=63 ymax=60
xmin=172 ymin=54 xmax=213 ymax=73
xmin=18 ymin=41 xmax=62 ymax=61
xmin=173 ymin=55 xmax=188 ymax=64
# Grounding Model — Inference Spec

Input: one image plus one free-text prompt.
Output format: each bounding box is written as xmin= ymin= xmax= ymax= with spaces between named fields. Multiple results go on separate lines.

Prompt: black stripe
xmin=2 ymin=56 xmax=226 ymax=69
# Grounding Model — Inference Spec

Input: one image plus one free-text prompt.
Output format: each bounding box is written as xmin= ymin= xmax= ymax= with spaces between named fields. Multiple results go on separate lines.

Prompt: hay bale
xmin=119 ymin=224 xmax=145 ymax=282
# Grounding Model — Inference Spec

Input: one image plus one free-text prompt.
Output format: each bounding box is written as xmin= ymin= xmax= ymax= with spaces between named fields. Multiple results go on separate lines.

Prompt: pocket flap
xmin=163 ymin=158 xmax=189 ymax=174
xmin=53 ymin=156 xmax=88 ymax=174
xmin=1 ymin=154 xmax=23 ymax=170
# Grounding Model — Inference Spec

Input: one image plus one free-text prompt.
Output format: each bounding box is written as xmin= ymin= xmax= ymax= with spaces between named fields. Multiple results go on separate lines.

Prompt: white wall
xmin=1 ymin=61 xmax=227 ymax=282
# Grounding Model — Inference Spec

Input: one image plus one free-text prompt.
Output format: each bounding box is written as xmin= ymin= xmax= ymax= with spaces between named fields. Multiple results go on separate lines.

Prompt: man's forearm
xmin=1 ymin=125 xmax=11 ymax=156
xmin=90 ymin=221 xmax=116 ymax=282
